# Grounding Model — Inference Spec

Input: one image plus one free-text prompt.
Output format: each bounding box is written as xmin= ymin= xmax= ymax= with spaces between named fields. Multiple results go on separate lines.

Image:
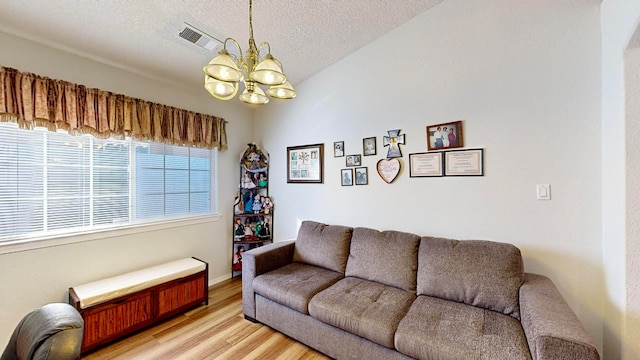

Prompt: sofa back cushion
xmin=293 ymin=221 xmax=353 ymax=273
xmin=417 ymin=237 xmax=525 ymax=319
xmin=345 ymin=227 xmax=420 ymax=292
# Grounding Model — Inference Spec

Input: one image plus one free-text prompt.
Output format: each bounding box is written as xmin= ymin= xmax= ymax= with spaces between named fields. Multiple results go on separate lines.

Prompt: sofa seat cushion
xmin=395 ymin=295 xmax=532 ymax=360
xmin=253 ymin=262 xmax=343 ymax=315
xmin=308 ymin=277 xmax=415 ymax=348
xmin=417 ymin=237 xmax=525 ymax=319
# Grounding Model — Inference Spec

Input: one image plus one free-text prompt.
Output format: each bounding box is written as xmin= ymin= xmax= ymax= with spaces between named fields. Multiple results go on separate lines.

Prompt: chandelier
xmin=203 ymin=0 xmax=297 ymax=105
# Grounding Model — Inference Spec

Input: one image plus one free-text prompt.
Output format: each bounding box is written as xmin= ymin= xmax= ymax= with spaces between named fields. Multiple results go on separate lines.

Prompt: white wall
xmin=256 ymin=0 xmax=605 ymax=353
xmin=624 ymin=46 xmax=640 ymax=360
xmin=601 ymin=0 xmax=640 ymax=358
xmin=0 ymin=31 xmax=254 ymax=345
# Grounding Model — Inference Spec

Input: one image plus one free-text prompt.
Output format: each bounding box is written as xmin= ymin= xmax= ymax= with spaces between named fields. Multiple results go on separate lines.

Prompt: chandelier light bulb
xmin=215 ymin=83 xmax=227 ymax=95
xmin=204 ymin=75 xmax=238 ymax=100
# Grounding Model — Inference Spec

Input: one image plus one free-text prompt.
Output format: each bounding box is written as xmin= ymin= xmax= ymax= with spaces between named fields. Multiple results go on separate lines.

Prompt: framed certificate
xmin=409 ymin=152 xmax=444 ymax=177
xmin=444 ymin=149 xmax=484 ymax=176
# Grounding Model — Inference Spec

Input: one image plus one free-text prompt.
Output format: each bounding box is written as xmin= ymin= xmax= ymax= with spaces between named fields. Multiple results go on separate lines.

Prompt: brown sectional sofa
xmin=242 ymin=221 xmax=600 ymax=360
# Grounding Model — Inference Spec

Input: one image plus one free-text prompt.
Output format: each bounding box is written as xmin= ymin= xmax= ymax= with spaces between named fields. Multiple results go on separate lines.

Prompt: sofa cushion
xmin=293 ymin=221 xmax=353 ymax=273
xmin=253 ymin=263 xmax=343 ymax=315
xmin=345 ymin=227 xmax=420 ymax=292
xmin=417 ymin=237 xmax=525 ymax=318
xmin=308 ymin=277 xmax=415 ymax=348
xmin=395 ymin=295 xmax=532 ymax=360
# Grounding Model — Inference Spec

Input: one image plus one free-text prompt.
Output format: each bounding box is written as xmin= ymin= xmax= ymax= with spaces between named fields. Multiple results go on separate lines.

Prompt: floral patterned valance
xmin=0 ymin=66 xmax=227 ymax=150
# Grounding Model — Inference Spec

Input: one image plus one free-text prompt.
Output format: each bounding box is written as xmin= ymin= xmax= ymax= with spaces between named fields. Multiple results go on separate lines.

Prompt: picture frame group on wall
xmin=426 ymin=120 xmax=463 ymax=151
xmin=287 ymin=143 xmax=324 ymax=183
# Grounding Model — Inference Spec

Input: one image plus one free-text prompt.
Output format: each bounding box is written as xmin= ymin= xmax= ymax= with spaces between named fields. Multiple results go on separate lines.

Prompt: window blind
xmin=0 ymin=123 xmax=213 ymax=242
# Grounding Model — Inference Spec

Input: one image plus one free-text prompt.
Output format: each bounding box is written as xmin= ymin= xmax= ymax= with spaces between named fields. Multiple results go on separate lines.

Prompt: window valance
xmin=0 ymin=66 xmax=227 ymax=150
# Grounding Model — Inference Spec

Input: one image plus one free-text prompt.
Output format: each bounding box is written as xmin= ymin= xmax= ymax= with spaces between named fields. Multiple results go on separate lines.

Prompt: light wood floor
xmin=82 ymin=277 xmax=330 ymax=360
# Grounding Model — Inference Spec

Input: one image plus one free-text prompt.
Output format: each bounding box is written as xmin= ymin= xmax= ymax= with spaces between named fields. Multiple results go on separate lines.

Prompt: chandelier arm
xmin=272 ymin=57 xmax=284 ymax=73
xmin=223 ymin=37 xmax=244 ymax=64
xmin=256 ymin=41 xmax=272 ymax=57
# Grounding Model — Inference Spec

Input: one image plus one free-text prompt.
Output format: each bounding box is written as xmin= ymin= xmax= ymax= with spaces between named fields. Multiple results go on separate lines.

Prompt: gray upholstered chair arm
xmin=1 ymin=303 xmax=83 ymax=360
xmin=519 ymin=273 xmax=600 ymax=360
xmin=242 ymin=240 xmax=295 ymax=319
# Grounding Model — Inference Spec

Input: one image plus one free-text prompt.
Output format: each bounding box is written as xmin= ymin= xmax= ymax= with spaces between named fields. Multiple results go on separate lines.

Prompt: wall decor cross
xmin=382 ymin=129 xmax=405 ymax=158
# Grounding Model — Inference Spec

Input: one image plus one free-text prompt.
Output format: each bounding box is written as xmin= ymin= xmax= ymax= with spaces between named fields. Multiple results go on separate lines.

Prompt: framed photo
xmin=427 ymin=121 xmax=463 ymax=151
xmin=287 ymin=143 xmax=324 ymax=183
xmin=341 ymin=169 xmax=353 ymax=186
xmin=409 ymin=152 xmax=444 ymax=177
xmin=345 ymin=154 xmax=361 ymax=167
xmin=444 ymin=148 xmax=484 ymax=176
xmin=363 ymin=137 xmax=376 ymax=156
xmin=333 ymin=141 xmax=344 ymax=157
xmin=355 ymin=167 xmax=368 ymax=185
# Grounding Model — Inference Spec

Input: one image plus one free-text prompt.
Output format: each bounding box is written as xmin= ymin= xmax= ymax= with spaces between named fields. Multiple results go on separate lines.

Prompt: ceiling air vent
xmin=179 ymin=22 xmax=222 ymax=52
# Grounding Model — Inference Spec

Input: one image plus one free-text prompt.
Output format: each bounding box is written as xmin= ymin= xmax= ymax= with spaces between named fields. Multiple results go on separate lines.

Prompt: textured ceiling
xmin=0 ymin=0 xmax=443 ymax=90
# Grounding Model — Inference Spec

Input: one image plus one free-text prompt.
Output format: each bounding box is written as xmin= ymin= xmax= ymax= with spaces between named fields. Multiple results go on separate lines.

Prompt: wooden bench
xmin=69 ymin=257 xmax=208 ymax=353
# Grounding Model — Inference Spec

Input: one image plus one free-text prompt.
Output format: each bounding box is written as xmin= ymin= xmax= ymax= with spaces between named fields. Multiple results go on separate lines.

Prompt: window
xmin=0 ymin=123 xmax=215 ymax=243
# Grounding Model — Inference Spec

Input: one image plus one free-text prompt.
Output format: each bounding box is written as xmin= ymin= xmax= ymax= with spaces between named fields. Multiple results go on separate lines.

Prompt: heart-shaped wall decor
xmin=377 ymin=158 xmax=401 ymax=184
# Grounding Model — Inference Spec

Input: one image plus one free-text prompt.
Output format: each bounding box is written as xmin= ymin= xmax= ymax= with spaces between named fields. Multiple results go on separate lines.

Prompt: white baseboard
xmin=208 ymin=273 xmax=232 ymax=287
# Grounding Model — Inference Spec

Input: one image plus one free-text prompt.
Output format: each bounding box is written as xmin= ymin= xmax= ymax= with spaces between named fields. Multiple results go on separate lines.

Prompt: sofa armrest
xmin=519 ymin=273 xmax=600 ymax=360
xmin=242 ymin=240 xmax=295 ymax=319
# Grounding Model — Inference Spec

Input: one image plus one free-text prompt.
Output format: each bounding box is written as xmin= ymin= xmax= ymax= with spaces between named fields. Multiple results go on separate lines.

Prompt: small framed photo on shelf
xmin=363 ymin=137 xmax=376 ymax=156
xmin=333 ymin=141 xmax=344 ymax=157
xmin=355 ymin=167 xmax=368 ymax=185
xmin=444 ymin=148 xmax=484 ymax=176
xmin=409 ymin=152 xmax=444 ymax=177
xmin=287 ymin=143 xmax=324 ymax=183
xmin=346 ymin=154 xmax=361 ymax=167
xmin=426 ymin=120 xmax=463 ymax=151
xmin=341 ymin=169 xmax=353 ymax=186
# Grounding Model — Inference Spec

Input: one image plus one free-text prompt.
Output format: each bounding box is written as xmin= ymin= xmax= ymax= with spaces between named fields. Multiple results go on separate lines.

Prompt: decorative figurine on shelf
xmin=252 ymin=194 xmax=262 ymax=213
xmin=244 ymin=224 xmax=253 ymax=236
xmin=258 ymin=172 xmax=268 ymax=187
xmin=234 ymin=218 xmax=244 ymax=239
xmin=262 ymin=196 xmax=272 ymax=214
xmin=233 ymin=193 xmax=243 ymax=215
xmin=232 ymin=246 xmax=245 ymax=272
xmin=242 ymin=172 xmax=256 ymax=189
xmin=260 ymin=218 xmax=271 ymax=238
xmin=254 ymin=218 xmax=264 ymax=236
xmin=241 ymin=143 xmax=269 ymax=173
xmin=243 ymin=191 xmax=253 ymax=213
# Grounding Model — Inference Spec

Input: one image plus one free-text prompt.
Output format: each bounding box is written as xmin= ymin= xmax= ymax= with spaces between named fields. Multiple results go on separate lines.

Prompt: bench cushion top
xmin=72 ymin=257 xmax=206 ymax=309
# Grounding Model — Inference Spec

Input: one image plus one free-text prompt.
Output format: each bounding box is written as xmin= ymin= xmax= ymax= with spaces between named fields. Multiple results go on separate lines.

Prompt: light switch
xmin=536 ymin=184 xmax=551 ymax=200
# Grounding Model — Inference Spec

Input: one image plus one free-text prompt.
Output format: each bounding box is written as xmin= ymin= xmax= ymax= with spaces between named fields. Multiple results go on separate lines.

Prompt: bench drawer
xmin=81 ymin=291 xmax=154 ymax=350
xmin=158 ymin=272 xmax=207 ymax=317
